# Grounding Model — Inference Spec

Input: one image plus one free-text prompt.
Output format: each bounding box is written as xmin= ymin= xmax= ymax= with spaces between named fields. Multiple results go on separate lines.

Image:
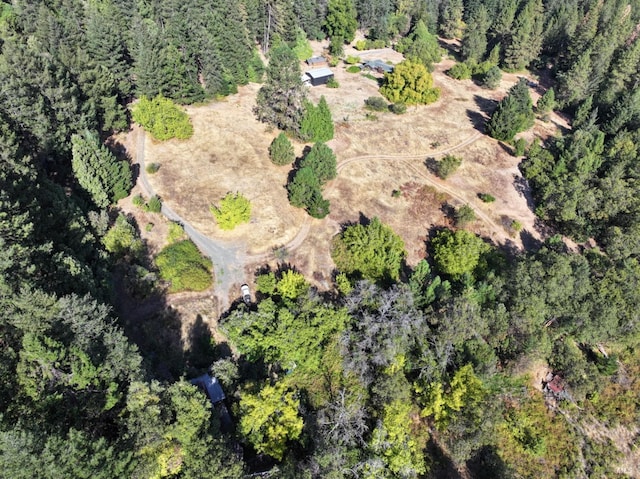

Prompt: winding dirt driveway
xmin=135 ymin=127 xmax=494 ymax=310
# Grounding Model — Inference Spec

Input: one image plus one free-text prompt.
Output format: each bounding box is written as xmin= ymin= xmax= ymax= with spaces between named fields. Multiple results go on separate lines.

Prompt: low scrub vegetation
xmin=155 ymin=239 xmax=213 ymax=292
xmin=436 ymin=154 xmax=462 ymax=179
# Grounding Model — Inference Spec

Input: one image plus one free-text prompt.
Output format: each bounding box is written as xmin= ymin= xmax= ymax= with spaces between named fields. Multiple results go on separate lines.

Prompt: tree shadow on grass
xmin=466 ymin=109 xmax=487 ymax=133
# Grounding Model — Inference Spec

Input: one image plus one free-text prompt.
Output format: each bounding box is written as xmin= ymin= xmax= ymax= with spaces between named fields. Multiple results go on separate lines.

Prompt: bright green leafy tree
xmin=332 ymin=217 xmax=406 ymax=284
xmin=324 ymin=0 xmax=357 ymax=44
xmin=210 ymin=192 xmax=251 ymax=230
xmin=131 ymin=95 xmax=194 ymax=141
xmin=71 ymin=131 xmax=131 ymax=208
xmin=370 ymin=400 xmax=429 ymax=477
xmin=380 ymin=60 xmax=440 ymax=105
xmin=239 ymin=381 xmax=304 ymax=460
xmin=431 ymin=229 xmax=489 ymax=280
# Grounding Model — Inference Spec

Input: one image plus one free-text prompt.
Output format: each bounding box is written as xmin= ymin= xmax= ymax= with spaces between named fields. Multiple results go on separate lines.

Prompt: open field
xmin=137 ymin=40 xmax=567 ymax=286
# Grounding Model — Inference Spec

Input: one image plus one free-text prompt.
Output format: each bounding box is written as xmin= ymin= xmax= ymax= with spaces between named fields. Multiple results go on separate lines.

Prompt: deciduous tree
xmin=380 ymin=60 xmax=440 ymax=105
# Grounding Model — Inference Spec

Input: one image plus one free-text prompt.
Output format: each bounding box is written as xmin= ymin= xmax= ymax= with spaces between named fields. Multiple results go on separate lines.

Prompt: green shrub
xmin=132 ymin=95 xmax=194 ymax=141
xmin=447 ymin=62 xmax=472 ymax=80
xmin=514 ymin=138 xmax=527 ymax=156
xmin=326 ymin=78 xmax=339 ymax=88
xmin=481 ymin=66 xmax=502 ymax=89
xmin=210 ymin=192 xmax=252 ymax=230
xmin=155 ymin=240 xmax=213 ymax=292
xmin=478 ymin=193 xmax=496 ymax=203
xmin=269 ymin=132 xmax=295 ymax=166
xmin=361 ymin=72 xmax=378 ymax=82
xmin=328 ymin=56 xmax=340 ymax=67
xmin=103 ymin=214 xmax=144 ymax=258
xmin=392 ymin=189 xmax=402 ymax=198
xmin=145 ymin=223 xmax=154 ymax=232
xmin=167 ymin=221 xmax=186 ymax=244
xmin=132 ymin=194 xmax=145 ymax=207
xmin=365 ymin=112 xmax=378 ymax=121
xmin=455 ymin=204 xmax=476 ymax=227
xmin=435 ymin=155 xmax=462 ymax=179
xmin=511 ymin=220 xmax=523 ymax=232
xmin=346 ymin=65 xmax=361 ymax=73
xmin=146 ymin=162 xmax=160 ymax=174
xmin=256 ymin=272 xmax=277 ymax=295
xmin=365 ymin=96 xmax=388 ymax=112
xmin=144 ymin=195 xmax=162 ymax=213
xmin=345 ymin=55 xmax=361 ymax=64
xmin=389 ymin=102 xmax=407 ymax=114
xmin=354 ymin=40 xmax=367 ymax=51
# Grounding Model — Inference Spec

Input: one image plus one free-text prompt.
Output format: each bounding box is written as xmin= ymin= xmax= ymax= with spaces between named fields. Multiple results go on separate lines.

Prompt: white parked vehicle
xmin=241 ymin=284 xmax=251 ymax=305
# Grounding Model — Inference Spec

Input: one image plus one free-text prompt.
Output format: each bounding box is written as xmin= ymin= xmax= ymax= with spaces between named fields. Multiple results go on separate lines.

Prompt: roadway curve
xmin=134 ymin=127 xmax=487 ymax=309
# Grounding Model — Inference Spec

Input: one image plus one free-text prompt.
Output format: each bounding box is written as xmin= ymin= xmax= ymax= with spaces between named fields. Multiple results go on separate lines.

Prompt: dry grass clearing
xmin=139 ymin=40 xmax=567 ymax=283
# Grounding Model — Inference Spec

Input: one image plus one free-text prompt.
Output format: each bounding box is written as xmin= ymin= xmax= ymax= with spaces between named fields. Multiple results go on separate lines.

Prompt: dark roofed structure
xmin=304 ymin=67 xmax=334 ymax=86
xmin=190 ymin=374 xmax=226 ymax=405
xmin=306 ymin=56 xmax=327 ymax=66
xmin=363 ymin=59 xmax=394 ymax=74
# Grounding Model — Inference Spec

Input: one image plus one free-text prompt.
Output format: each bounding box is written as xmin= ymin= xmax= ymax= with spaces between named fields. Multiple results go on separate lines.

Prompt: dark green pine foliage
xmin=0 ymin=38 xmax=89 ymax=159
xmin=439 ymin=0 xmax=464 ymax=39
xmin=71 ymin=131 xmax=132 ymax=208
xmin=288 ymin=166 xmax=322 ymax=208
xmin=255 ymin=44 xmax=307 ymax=132
xmin=502 ymin=0 xmax=544 ymax=71
xmin=395 ymin=20 xmax=442 ymax=70
xmin=269 ymin=132 xmax=296 ymax=165
xmin=300 ymin=143 xmax=337 ymax=184
xmin=294 ymin=0 xmax=327 ymax=40
xmin=461 ymin=4 xmax=490 ymax=63
xmin=486 ymin=78 xmax=534 ymax=141
xmin=325 ymin=0 xmax=358 ymax=43
xmin=300 ymin=96 xmax=334 ymax=142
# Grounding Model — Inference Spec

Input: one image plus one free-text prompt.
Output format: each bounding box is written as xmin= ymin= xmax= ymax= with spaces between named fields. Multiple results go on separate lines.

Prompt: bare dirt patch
xmin=135 ymin=42 xmax=562 ymax=285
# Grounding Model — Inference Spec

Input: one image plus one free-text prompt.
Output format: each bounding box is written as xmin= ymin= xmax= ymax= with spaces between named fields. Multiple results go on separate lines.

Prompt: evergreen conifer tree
xmin=486 ymin=78 xmax=534 ymax=141
xmin=255 ymin=44 xmax=306 ymax=132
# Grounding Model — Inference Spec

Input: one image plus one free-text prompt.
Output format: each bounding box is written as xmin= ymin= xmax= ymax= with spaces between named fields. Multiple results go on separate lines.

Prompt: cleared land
xmin=137 ymin=41 xmax=566 ymax=286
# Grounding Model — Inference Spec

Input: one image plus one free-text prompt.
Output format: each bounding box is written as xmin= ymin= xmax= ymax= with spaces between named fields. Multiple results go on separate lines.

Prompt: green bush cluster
xmin=478 ymin=193 xmax=496 ymax=203
xmin=346 ymin=65 xmax=361 ymax=73
xmin=365 ymin=96 xmax=388 ymax=112
xmin=132 ymin=95 xmax=194 ymax=141
xmin=210 ymin=192 xmax=252 ymax=230
xmin=155 ymin=239 xmax=213 ymax=292
xmin=436 ymin=155 xmax=462 ymax=179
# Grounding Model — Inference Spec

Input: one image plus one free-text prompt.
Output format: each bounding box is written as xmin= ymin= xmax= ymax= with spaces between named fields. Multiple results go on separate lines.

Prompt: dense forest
xmin=1 ymin=0 xmax=640 ymax=477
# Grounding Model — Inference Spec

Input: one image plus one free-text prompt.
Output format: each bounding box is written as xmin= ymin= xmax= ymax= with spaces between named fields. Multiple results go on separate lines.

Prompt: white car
xmin=241 ymin=284 xmax=251 ymax=304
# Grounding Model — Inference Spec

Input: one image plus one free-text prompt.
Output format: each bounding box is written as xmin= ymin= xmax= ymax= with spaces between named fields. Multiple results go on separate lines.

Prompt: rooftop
xmin=305 ymin=67 xmax=334 ymax=79
xmin=190 ymin=374 xmax=226 ymax=404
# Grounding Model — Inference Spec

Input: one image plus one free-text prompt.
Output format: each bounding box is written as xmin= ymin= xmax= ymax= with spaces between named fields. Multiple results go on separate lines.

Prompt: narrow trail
xmin=134 ymin=126 xmax=494 ymax=311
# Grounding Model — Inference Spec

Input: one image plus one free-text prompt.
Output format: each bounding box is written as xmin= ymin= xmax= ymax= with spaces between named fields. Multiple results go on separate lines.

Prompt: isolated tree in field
xmin=132 ymin=95 xmax=194 ymax=140
xmin=324 ymin=0 xmax=357 ymax=44
xmin=210 ymin=192 xmax=251 ymax=230
xmin=300 ymin=96 xmax=334 ymax=142
xmin=300 ymin=143 xmax=337 ymax=184
xmin=269 ymin=132 xmax=295 ymax=165
xmin=71 ymin=130 xmax=131 ymax=208
xmin=287 ymin=166 xmax=331 ymax=219
xmin=255 ymin=44 xmax=306 ymax=132
xmin=239 ymin=381 xmax=303 ymax=460
xmin=486 ymin=78 xmax=534 ymax=141
xmin=431 ymin=229 xmax=489 ymax=280
xmin=332 ymin=217 xmax=406 ymax=283
xmin=380 ymin=60 xmax=440 ymax=105
xmin=435 ymin=154 xmax=462 ymax=179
